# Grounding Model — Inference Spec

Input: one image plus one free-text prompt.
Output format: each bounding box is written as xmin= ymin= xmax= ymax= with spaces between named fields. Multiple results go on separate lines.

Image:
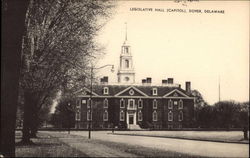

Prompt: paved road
xmin=71 ymin=131 xmax=249 ymax=157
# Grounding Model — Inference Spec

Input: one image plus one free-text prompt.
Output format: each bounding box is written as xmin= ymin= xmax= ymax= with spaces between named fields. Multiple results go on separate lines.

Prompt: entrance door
xmin=129 ymin=115 xmax=134 ymax=124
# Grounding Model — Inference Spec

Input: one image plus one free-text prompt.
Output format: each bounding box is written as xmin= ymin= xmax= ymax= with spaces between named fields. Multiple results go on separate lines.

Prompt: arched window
xmin=120 ymin=99 xmax=125 ymax=108
xmin=168 ymin=111 xmax=173 ymax=121
xmin=168 ymin=99 xmax=173 ymax=109
xmin=179 ymin=100 xmax=183 ymax=109
xmin=125 ymin=59 xmax=129 ymax=68
xmin=138 ymin=99 xmax=143 ymax=108
xmin=153 ymin=111 xmax=157 ymax=121
xmin=103 ymin=110 xmax=108 ymax=121
xmin=153 ymin=99 xmax=157 ymax=109
xmin=120 ymin=110 xmax=125 ymax=121
xmin=179 ymin=111 xmax=183 ymax=121
xmin=138 ymin=111 xmax=143 ymax=121
xmin=103 ymin=99 xmax=108 ymax=108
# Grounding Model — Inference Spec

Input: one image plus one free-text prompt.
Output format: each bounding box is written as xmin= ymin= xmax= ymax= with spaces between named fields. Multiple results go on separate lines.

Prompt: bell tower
xmin=117 ymin=23 xmax=135 ymax=84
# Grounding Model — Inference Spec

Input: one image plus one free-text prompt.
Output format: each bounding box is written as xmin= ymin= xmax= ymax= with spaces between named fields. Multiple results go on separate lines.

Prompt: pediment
xmin=115 ymin=86 xmax=148 ymax=97
xmin=163 ymin=89 xmax=189 ymax=98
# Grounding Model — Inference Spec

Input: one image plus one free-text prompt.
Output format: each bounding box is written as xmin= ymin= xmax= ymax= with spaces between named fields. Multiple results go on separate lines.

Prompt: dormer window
xmin=103 ymin=87 xmax=109 ymax=95
xmin=152 ymin=88 xmax=158 ymax=95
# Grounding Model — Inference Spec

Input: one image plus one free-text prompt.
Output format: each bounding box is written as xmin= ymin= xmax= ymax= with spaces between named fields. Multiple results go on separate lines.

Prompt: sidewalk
xmin=111 ymin=132 xmax=249 ymax=144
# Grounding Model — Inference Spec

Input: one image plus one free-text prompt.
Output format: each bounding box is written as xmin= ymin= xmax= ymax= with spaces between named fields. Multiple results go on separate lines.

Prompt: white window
xmin=168 ymin=111 xmax=173 ymax=121
xmin=138 ymin=99 xmax=143 ymax=108
xmin=153 ymin=111 xmax=157 ymax=121
xmin=120 ymin=99 xmax=125 ymax=108
xmin=103 ymin=87 xmax=109 ymax=95
xmin=75 ymin=110 xmax=81 ymax=121
xmin=103 ymin=99 xmax=108 ymax=108
xmin=138 ymin=111 xmax=143 ymax=121
xmin=103 ymin=110 xmax=108 ymax=121
xmin=153 ymin=99 xmax=157 ymax=109
xmin=87 ymin=99 xmax=91 ymax=109
xmin=179 ymin=100 xmax=183 ymax=109
xmin=168 ymin=100 xmax=173 ymax=109
xmin=152 ymin=88 xmax=158 ymax=95
xmin=179 ymin=111 xmax=183 ymax=121
xmin=128 ymin=99 xmax=134 ymax=109
xmin=120 ymin=111 xmax=125 ymax=121
xmin=87 ymin=110 xmax=92 ymax=121
xmin=174 ymin=101 xmax=178 ymax=106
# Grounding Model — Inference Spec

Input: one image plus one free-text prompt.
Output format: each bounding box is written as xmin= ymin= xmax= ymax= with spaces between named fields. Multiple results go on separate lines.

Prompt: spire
xmin=125 ymin=22 xmax=127 ymax=41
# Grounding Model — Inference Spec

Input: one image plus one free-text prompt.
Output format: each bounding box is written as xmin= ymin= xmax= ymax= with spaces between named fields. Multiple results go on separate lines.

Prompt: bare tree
xmin=19 ymin=0 xmax=114 ymax=144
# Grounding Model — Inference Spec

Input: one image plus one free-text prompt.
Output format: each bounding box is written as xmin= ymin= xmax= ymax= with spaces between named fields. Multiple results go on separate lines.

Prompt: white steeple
xmin=117 ymin=23 xmax=135 ymax=84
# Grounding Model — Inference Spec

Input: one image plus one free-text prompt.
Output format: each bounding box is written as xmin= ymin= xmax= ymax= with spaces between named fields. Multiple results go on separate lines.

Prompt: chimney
xmin=168 ymin=78 xmax=174 ymax=84
xmin=162 ymin=79 xmax=168 ymax=86
xmin=185 ymin=81 xmax=191 ymax=93
xmin=103 ymin=76 xmax=108 ymax=83
xmin=146 ymin=77 xmax=152 ymax=85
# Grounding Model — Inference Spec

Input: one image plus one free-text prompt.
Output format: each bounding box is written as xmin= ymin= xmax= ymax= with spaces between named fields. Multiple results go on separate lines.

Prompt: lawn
xmin=113 ymin=130 xmax=249 ymax=143
xmin=15 ymin=131 xmax=203 ymax=157
xmin=15 ymin=132 xmax=87 ymax=157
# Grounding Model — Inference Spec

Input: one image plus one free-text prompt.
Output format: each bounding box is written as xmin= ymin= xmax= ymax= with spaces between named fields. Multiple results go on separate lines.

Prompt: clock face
xmin=125 ymin=77 xmax=130 ymax=81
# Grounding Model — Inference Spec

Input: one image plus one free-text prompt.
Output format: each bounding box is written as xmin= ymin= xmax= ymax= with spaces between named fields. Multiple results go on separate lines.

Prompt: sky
xmin=94 ymin=1 xmax=249 ymax=105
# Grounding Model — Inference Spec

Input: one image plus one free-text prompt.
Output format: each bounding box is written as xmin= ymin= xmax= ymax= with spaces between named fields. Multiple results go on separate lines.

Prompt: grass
xmin=48 ymin=131 xmax=203 ymax=157
xmin=114 ymin=131 xmax=249 ymax=143
xmin=15 ymin=132 xmax=87 ymax=157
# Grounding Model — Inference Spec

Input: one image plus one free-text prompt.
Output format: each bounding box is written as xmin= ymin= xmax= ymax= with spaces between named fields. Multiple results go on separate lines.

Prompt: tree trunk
xmin=21 ymin=90 xmax=38 ymax=144
xmin=1 ymin=0 xmax=29 ymax=157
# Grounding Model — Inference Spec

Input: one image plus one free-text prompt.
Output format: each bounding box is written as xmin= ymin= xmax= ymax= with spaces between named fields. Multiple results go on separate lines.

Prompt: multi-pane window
xmin=138 ymin=99 xmax=143 ymax=108
xmin=75 ymin=110 xmax=81 ymax=121
xmin=103 ymin=87 xmax=109 ymax=94
xmin=87 ymin=99 xmax=91 ymax=109
xmin=179 ymin=100 xmax=183 ymax=109
xmin=153 ymin=99 xmax=157 ymax=109
xmin=179 ymin=111 xmax=183 ymax=121
xmin=168 ymin=111 xmax=173 ymax=121
xmin=152 ymin=88 xmax=158 ymax=95
xmin=138 ymin=111 xmax=143 ymax=121
xmin=103 ymin=99 xmax=108 ymax=108
xmin=129 ymin=99 xmax=134 ymax=109
xmin=120 ymin=99 xmax=125 ymax=108
xmin=153 ymin=111 xmax=157 ymax=121
xmin=168 ymin=100 xmax=173 ymax=109
xmin=103 ymin=110 xmax=108 ymax=121
xmin=87 ymin=110 xmax=92 ymax=121
xmin=120 ymin=111 xmax=125 ymax=121
xmin=76 ymin=100 xmax=81 ymax=109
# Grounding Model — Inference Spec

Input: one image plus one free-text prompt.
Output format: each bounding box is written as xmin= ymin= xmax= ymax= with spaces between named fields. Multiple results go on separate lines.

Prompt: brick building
xmin=74 ymin=32 xmax=195 ymax=129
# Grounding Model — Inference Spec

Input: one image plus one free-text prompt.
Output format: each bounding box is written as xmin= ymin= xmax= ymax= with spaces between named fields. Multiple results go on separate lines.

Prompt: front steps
xmin=128 ymin=124 xmax=142 ymax=130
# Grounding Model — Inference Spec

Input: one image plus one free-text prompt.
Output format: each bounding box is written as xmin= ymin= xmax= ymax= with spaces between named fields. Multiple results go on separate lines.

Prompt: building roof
xmin=76 ymin=84 xmax=194 ymax=98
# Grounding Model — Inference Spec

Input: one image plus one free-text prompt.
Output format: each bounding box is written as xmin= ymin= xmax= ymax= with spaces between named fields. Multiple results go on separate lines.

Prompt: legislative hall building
xmin=74 ymin=34 xmax=195 ymax=129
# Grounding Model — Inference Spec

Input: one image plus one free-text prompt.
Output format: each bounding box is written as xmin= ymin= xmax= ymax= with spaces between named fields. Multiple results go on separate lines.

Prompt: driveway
xmin=71 ymin=131 xmax=249 ymax=157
